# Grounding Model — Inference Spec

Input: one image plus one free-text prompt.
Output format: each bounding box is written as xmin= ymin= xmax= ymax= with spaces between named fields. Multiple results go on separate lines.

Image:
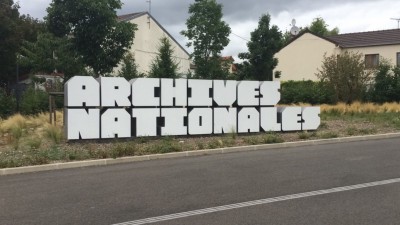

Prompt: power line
xmin=231 ymin=32 xmax=250 ymax=42
xmin=391 ymin=18 xmax=400 ymax=29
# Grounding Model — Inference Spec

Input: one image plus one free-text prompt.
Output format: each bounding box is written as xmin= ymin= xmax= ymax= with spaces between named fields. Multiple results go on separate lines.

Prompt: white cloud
xmin=17 ymin=0 xmax=400 ymax=61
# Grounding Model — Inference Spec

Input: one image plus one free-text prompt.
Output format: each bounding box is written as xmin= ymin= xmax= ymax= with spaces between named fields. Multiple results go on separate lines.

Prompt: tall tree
xmin=181 ymin=0 xmax=231 ymax=79
xmin=238 ymin=14 xmax=282 ymax=81
xmin=19 ymin=33 xmax=85 ymax=81
xmin=0 ymin=0 xmax=20 ymax=86
xmin=309 ymin=17 xmax=339 ymax=36
xmin=118 ymin=52 xmax=143 ymax=80
xmin=46 ymin=0 xmax=137 ymax=76
xmin=148 ymin=37 xmax=180 ymax=78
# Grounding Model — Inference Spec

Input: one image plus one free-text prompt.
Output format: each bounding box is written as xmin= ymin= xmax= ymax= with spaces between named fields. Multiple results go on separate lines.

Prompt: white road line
xmin=113 ymin=177 xmax=400 ymax=225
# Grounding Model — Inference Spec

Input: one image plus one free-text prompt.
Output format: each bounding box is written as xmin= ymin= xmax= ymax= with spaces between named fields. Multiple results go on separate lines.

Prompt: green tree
xmin=148 ymin=37 xmax=180 ymax=78
xmin=46 ymin=0 xmax=137 ymax=76
xmin=238 ymin=14 xmax=282 ymax=81
xmin=118 ymin=52 xmax=143 ymax=80
xmin=181 ymin=0 xmax=231 ymax=79
xmin=316 ymin=51 xmax=373 ymax=103
xmin=19 ymin=32 xmax=85 ymax=81
xmin=368 ymin=60 xmax=400 ymax=103
xmin=309 ymin=17 xmax=339 ymax=36
xmin=0 ymin=0 xmax=20 ymax=86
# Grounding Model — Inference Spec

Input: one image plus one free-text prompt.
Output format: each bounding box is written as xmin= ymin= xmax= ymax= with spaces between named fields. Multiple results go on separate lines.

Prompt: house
xmin=221 ymin=56 xmax=238 ymax=74
xmin=189 ymin=56 xmax=238 ymax=75
xmin=19 ymin=73 xmax=64 ymax=92
xmin=117 ymin=12 xmax=191 ymax=76
xmin=274 ymin=29 xmax=400 ymax=81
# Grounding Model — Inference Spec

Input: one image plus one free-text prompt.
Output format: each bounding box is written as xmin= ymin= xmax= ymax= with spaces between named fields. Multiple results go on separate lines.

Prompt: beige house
xmin=274 ymin=29 xmax=400 ymax=81
xmin=117 ymin=12 xmax=191 ymax=76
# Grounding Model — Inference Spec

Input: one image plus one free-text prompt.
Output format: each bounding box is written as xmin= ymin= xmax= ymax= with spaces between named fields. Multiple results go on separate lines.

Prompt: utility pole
xmin=391 ymin=18 xmax=400 ymax=29
xmin=146 ymin=0 xmax=151 ymax=28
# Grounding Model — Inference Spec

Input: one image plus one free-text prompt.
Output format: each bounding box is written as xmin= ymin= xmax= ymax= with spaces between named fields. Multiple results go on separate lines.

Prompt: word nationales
xmin=64 ymin=76 xmax=320 ymax=140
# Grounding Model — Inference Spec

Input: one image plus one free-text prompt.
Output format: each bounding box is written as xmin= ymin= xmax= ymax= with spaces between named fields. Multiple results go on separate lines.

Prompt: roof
xmin=326 ymin=29 xmax=400 ymax=48
xmin=279 ymin=28 xmax=400 ymax=53
xmin=117 ymin=12 xmax=147 ymax=22
xmin=118 ymin=12 xmax=190 ymax=56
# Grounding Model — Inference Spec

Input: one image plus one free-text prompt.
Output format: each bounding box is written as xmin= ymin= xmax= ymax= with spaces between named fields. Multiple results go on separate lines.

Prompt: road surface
xmin=1 ymin=138 xmax=400 ymax=224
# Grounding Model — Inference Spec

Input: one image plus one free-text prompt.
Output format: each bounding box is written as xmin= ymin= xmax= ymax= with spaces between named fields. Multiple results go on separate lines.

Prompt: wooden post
xmin=49 ymin=95 xmax=52 ymax=124
xmin=53 ymin=96 xmax=56 ymax=126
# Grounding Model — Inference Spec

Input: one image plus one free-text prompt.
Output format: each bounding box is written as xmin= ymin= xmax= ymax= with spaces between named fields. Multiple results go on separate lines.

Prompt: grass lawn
xmin=1 ymin=102 xmax=399 ymax=169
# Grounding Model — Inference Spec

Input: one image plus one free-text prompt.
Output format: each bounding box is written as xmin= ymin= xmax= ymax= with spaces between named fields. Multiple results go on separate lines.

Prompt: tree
xmin=316 ymin=51 xmax=373 ymax=103
xmin=19 ymin=32 xmax=85 ymax=81
xmin=0 ymin=0 xmax=20 ymax=86
xmin=46 ymin=0 xmax=137 ymax=76
xmin=368 ymin=60 xmax=400 ymax=103
xmin=238 ymin=14 xmax=282 ymax=81
xmin=0 ymin=1 xmax=45 ymax=87
xmin=148 ymin=37 xmax=180 ymax=78
xmin=118 ymin=52 xmax=143 ymax=80
xmin=309 ymin=17 xmax=339 ymax=36
xmin=181 ymin=0 xmax=231 ymax=79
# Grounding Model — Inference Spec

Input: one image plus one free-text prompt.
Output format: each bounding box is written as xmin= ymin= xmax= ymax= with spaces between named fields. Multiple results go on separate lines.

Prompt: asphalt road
xmin=1 ymin=138 xmax=400 ymax=225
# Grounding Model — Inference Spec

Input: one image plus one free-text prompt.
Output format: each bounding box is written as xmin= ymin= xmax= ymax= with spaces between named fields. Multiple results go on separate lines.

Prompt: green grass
xmin=1 ymin=110 xmax=399 ymax=169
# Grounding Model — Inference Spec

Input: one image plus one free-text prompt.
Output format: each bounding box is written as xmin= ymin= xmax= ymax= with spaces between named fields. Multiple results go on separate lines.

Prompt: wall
xmin=346 ymin=44 xmax=400 ymax=65
xmin=126 ymin=15 xmax=191 ymax=76
xmin=274 ymin=33 xmax=339 ymax=81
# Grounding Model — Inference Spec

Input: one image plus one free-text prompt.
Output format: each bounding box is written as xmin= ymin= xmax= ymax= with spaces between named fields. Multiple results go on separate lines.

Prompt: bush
xmin=280 ymin=80 xmax=336 ymax=105
xmin=20 ymin=87 xmax=49 ymax=115
xmin=366 ymin=62 xmax=400 ymax=103
xmin=316 ymin=51 xmax=373 ymax=103
xmin=0 ymin=88 xmax=16 ymax=118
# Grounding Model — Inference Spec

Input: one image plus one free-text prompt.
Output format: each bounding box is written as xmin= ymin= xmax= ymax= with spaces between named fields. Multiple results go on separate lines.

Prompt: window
xmin=397 ymin=52 xmax=400 ymax=67
xmin=365 ymin=54 xmax=379 ymax=68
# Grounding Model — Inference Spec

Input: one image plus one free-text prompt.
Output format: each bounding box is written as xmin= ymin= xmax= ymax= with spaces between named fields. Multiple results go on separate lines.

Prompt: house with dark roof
xmin=274 ymin=29 xmax=400 ymax=81
xmin=117 ymin=12 xmax=191 ymax=76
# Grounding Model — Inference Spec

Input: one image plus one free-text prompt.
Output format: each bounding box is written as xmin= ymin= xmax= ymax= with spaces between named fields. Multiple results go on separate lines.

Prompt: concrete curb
xmin=1 ymin=132 xmax=400 ymax=176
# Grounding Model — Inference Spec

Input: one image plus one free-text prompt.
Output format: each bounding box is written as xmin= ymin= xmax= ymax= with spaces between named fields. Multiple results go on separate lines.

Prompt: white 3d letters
xmin=64 ymin=76 xmax=321 ymax=140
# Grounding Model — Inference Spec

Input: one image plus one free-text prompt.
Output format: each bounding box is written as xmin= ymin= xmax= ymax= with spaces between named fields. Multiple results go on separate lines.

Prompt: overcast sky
xmin=18 ymin=0 xmax=400 ymax=61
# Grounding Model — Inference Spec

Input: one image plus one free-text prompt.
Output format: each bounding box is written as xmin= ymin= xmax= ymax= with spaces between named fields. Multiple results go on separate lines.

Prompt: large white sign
xmin=64 ymin=76 xmax=320 ymax=140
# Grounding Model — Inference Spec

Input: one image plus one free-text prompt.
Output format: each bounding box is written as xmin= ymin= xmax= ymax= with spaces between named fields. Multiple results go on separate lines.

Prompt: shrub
xmin=280 ymin=80 xmax=336 ymax=105
xmin=367 ymin=62 xmax=400 ymax=103
xmin=316 ymin=51 xmax=373 ymax=103
xmin=0 ymin=88 xmax=16 ymax=118
xmin=262 ymin=132 xmax=284 ymax=144
xmin=44 ymin=124 xmax=64 ymax=144
xmin=20 ymin=87 xmax=49 ymax=115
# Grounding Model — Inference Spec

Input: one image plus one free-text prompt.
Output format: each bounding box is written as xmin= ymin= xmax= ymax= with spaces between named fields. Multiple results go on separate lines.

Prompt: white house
xmin=118 ymin=12 xmax=191 ymax=76
xmin=274 ymin=29 xmax=400 ymax=81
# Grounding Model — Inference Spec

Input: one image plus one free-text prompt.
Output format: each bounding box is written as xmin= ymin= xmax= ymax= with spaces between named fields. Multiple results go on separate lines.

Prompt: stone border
xmin=1 ymin=132 xmax=400 ymax=176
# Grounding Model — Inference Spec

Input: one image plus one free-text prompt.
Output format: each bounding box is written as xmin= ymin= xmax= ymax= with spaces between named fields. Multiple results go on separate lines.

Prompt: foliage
xmin=118 ymin=52 xmax=143 ymax=80
xmin=366 ymin=61 xmax=400 ymax=103
xmin=280 ymin=80 xmax=336 ymax=105
xmin=0 ymin=0 xmax=20 ymax=85
xmin=148 ymin=37 xmax=180 ymax=78
xmin=44 ymin=124 xmax=63 ymax=144
xmin=46 ymin=0 xmax=137 ymax=76
xmin=19 ymin=87 xmax=49 ymax=115
xmin=308 ymin=17 xmax=339 ymax=36
xmin=238 ymin=14 xmax=282 ymax=81
xmin=181 ymin=0 xmax=231 ymax=79
xmin=0 ymin=88 xmax=16 ymax=118
xmin=316 ymin=51 xmax=373 ymax=103
xmin=19 ymin=32 xmax=85 ymax=81
xmin=0 ymin=1 xmax=45 ymax=87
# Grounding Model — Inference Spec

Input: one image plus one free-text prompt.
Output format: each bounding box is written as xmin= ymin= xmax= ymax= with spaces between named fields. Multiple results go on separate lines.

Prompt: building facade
xmin=118 ymin=12 xmax=191 ymax=76
xmin=274 ymin=29 xmax=400 ymax=81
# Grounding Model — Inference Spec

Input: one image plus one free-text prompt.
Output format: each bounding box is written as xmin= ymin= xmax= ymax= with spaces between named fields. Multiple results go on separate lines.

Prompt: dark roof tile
xmin=326 ymin=29 xmax=400 ymax=48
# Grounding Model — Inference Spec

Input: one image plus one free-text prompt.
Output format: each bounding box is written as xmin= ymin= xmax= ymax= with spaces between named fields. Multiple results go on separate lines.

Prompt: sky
xmin=17 ymin=0 xmax=400 ymax=61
